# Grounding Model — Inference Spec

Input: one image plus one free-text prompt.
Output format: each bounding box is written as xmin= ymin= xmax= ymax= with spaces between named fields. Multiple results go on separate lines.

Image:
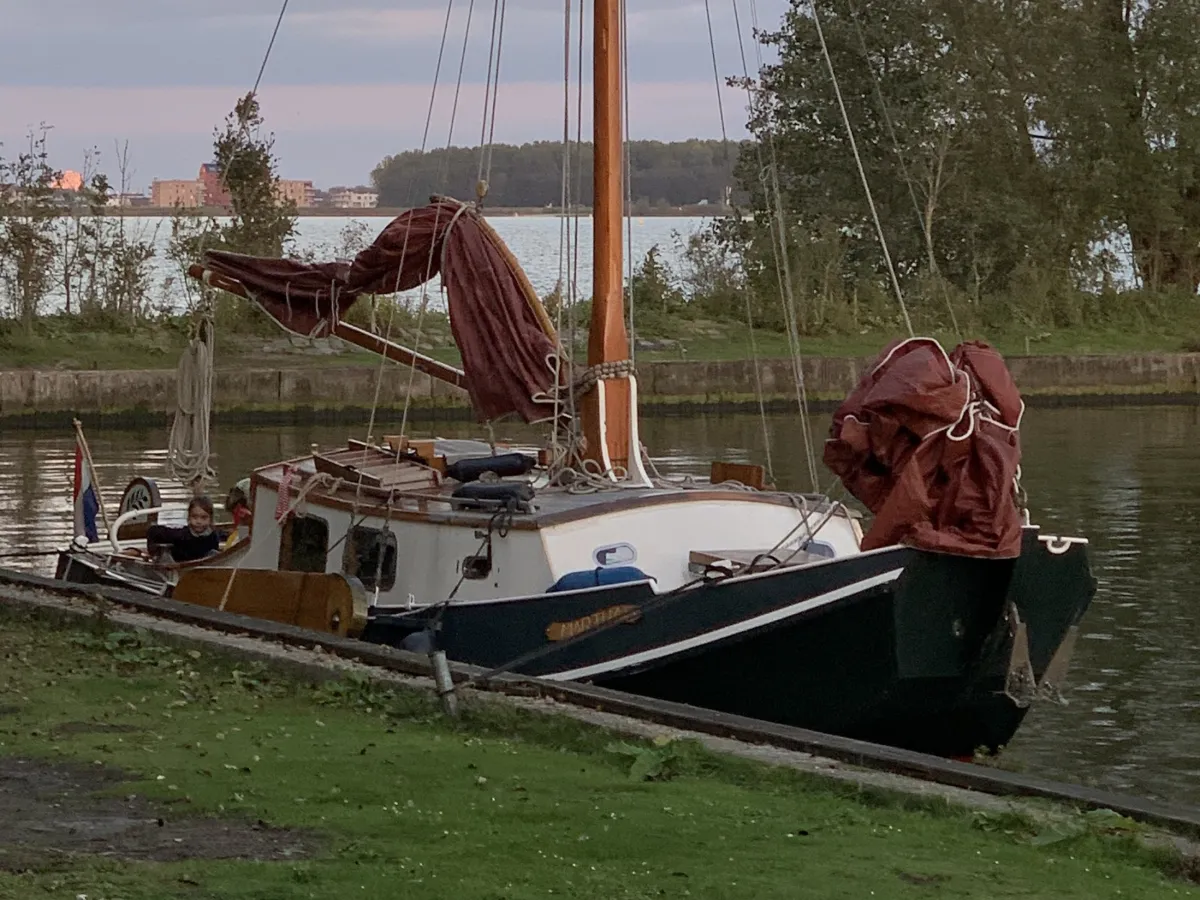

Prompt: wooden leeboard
xmin=173 ymin=568 xmax=362 ymax=636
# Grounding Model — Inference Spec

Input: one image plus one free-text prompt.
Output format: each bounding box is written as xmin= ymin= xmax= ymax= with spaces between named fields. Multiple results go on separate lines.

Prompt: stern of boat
xmin=886 ymin=526 xmax=1096 ymax=754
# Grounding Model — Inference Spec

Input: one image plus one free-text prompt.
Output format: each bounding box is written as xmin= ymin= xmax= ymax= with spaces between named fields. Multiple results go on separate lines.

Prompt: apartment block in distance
xmin=198 ymin=163 xmax=231 ymax=208
xmin=277 ymin=179 xmax=315 ymax=208
xmin=329 ymin=186 xmax=379 ymax=209
xmin=151 ymin=179 xmax=204 ymax=207
xmin=153 ymin=164 xmax=316 ymax=209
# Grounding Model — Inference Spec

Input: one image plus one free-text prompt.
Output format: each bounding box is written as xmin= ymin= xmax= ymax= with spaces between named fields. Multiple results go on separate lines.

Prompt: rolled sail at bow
xmin=189 ymin=198 xmax=561 ymax=423
xmin=823 ymin=338 xmax=1025 ymax=559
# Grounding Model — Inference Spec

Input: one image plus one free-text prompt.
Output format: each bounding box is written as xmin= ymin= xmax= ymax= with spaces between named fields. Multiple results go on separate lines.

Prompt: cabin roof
xmin=248 ymin=438 xmax=853 ymax=530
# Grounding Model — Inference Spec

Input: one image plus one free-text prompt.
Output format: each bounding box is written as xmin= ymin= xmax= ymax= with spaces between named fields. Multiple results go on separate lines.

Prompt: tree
xmin=212 ymin=92 xmax=297 ymax=257
xmin=168 ymin=93 xmax=297 ymax=328
xmin=744 ymin=0 xmax=1073 ymax=313
xmin=1035 ymin=0 xmax=1200 ymax=291
xmin=0 ymin=127 xmax=61 ymax=335
xmin=371 ymin=140 xmax=738 ymax=209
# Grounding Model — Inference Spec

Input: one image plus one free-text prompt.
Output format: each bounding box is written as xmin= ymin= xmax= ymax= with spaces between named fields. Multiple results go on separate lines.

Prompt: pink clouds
xmin=0 ymin=81 xmax=749 ymax=143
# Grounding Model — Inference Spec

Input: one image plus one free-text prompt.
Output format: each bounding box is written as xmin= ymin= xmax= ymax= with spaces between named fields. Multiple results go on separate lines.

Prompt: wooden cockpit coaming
xmin=249 ymin=454 xmax=855 ymax=533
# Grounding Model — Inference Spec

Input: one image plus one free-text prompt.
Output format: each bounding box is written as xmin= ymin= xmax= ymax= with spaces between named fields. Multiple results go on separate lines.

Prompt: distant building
xmin=329 ymin=186 xmax=379 ymax=209
xmin=198 ymin=162 xmax=231 ymax=209
xmin=107 ymin=192 xmax=150 ymax=208
xmin=53 ymin=170 xmax=84 ymax=191
xmin=151 ymin=166 xmax=317 ymax=209
xmin=151 ymin=179 xmax=204 ymax=207
xmin=277 ymin=179 xmax=315 ymax=208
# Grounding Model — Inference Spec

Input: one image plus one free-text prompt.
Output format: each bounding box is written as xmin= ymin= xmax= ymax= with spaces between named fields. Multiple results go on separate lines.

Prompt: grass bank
xmin=7 ymin=309 xmax=1200 ymax=372
xmin=0 ymin=606 xmax=1194 ymax=899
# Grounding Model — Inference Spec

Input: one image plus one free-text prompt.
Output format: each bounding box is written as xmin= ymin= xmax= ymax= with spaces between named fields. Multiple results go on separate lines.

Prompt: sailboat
xmin=52 ymin=0 xmax=1095 ymax=756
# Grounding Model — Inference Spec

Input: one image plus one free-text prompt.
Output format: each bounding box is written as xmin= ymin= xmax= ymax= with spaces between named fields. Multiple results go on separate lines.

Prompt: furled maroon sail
xmin=823 ymin=338 xmax=1024 ymax=558
xmin=198 ymin=199 xmax=559 ymax=423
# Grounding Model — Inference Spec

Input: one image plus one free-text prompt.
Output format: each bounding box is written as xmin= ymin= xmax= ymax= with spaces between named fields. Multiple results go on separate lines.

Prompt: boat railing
xmin=107 ymin=504 xmax=189 ymax=553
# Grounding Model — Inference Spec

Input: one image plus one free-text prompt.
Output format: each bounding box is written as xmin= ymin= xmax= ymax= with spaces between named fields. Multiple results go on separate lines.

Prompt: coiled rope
xmin=167 ymin=310 xmax=216 ymax=492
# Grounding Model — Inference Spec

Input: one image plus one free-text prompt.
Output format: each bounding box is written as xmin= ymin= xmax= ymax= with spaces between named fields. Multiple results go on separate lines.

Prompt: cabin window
xmin=279 ymin=515 xmax=329 ymax=573
xmin=343 ymin=526 xmax=398 ymax=591
xmin=805 ymin=540 xmax=836 ymax=559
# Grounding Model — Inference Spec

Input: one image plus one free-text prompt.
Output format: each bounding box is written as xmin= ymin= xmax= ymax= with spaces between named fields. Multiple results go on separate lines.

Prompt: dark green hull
xmin=369 ymin=527 xmax=1094 ymax=757
xmin=600 ymin=528 xmax=1094 ymax=755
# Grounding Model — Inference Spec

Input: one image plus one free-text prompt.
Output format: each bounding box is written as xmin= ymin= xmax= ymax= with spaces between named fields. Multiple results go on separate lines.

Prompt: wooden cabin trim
xmin=249 ymin=462 xmax=838 ymax=531
xmin=251 ymin=466 xmax=543 ymax=530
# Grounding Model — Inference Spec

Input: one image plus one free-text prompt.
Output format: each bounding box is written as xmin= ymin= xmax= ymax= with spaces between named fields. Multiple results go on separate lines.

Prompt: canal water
xmin=1 ymin=404 xmax=1196 ymax=803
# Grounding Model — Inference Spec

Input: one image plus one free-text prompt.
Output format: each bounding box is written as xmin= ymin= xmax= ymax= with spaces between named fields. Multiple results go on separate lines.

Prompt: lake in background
xmin=1 ymin=404 xmax=1197 ymax=803
xmin=45 ymin=214 xmax=712 ymax=314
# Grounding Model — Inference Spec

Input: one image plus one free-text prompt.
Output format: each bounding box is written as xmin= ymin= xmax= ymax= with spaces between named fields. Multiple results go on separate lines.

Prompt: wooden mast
xmin=580 ymin=0 xmax=632 ymax=473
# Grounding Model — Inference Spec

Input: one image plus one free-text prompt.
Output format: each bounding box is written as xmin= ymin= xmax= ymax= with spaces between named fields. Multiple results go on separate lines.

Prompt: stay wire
xmin=705 ymin=0 xmax=774 ymax=484
xmin=252 ymin=0 xmax=290 ymax=97
xmin=807 ymin=0 xmax=912 ymax=336
xmin=370 ymin=0 xmax=465 ymax=450
xmin=213 ymin=0 xmax=291 ymax=201
xmin=844 ymin=0 xmax=960 ymax=338
xmin=736 ymin=0 xmax=820 ymax=492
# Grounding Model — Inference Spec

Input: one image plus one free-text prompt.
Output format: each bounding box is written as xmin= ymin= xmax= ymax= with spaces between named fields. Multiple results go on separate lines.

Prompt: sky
xmin=0 ymin=0 xmax=788 ymax=191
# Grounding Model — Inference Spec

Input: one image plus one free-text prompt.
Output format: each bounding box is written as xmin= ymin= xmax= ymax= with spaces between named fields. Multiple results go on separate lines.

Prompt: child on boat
xmin=146 ymin=496 xmax=228 ymax=563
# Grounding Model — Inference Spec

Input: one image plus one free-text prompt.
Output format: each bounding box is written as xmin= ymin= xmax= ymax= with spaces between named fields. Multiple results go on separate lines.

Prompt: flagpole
xmin=73 ymin=418 xmax=112 ymax=538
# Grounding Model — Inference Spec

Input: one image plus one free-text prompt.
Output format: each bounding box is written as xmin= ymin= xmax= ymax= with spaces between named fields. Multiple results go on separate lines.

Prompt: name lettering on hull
xmin=546 ymin=604 xmax=641 ymax=641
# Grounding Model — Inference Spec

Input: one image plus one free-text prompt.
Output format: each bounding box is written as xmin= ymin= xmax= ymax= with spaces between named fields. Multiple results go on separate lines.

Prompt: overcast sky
xmin=0 ymin=0 xmax=786 ymax=190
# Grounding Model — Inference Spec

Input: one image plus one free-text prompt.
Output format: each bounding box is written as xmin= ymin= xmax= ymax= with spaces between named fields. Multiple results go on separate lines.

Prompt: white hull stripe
xmin=546 ymin=567 xmax=904 ymax=681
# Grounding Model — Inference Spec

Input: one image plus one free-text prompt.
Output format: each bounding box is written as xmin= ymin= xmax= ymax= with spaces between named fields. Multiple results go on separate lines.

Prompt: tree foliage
xmin=723 ymin=0 xmax=1200 ymax=335
xmin=168 ymin=92 xmax=297 ymax=329
xmin=0 ymin=130 xmax=159 ymax=334
xmin=371 ymin=140 xmax=737 ymax=209
xmin=0 ymin=129 xmax=60 ymax=334
xmin=211 ymin=93 xmax=297 ymax=258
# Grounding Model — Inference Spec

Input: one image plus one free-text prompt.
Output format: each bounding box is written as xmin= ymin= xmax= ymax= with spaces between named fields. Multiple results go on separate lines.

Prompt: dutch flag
xmin=73 ymin=439 xmax=100 ymax=543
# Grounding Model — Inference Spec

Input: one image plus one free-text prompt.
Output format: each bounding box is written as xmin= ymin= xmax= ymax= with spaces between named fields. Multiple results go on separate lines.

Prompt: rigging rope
xmin=212 ymin=0 xmax=291 ymax=203
xmin=552 ymin=0 xmax=575 ymax=468
xmin=167 ymin=310 xmax=216 ymax=492
xmin=733 ymin=0 xmax=820 ymax=492
xmin=553 ymin=0 xmax=588 ymax=474
xmin=363 ymin=0 xmax=471 ymax=454
xmin=476 ymin=0 xmax=508 ymax=198
xmin=844 ymin=0 xmax=961 ymax=338
xmin=704 ymin=0 xmax=774 ymax=484
xmin=808 ymin=0 xmax=912 ymax=337
xmin=176 ymin=0 xmax=292 ymax=466
xmin=252 ymin=0 xmax=290 ymax=97
xmin=444 ymin=0 xmax=478 ymax=161
xmin=621 ymin=0 xmax=635 ymax=366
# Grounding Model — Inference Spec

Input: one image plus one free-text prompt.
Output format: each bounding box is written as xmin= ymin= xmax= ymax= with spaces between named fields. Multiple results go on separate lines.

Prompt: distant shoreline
xmin=88 ymin=204 xmax=729 ymax=219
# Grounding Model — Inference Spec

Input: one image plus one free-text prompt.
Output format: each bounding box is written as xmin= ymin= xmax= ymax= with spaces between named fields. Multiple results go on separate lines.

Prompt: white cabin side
xmin=244 ymin=480 xmax=862 ymax=610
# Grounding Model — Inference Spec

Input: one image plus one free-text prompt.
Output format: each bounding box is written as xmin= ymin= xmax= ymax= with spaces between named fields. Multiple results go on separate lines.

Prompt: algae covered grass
xmin=0 ymin=608 xmax=1194 ymax=899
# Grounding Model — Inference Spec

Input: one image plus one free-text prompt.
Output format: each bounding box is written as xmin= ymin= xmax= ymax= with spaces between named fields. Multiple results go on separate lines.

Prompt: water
xmin=36 ymin=214 xmax=711 ymax=314
xmin=0 ymin=404 xmax=1194 ymax=802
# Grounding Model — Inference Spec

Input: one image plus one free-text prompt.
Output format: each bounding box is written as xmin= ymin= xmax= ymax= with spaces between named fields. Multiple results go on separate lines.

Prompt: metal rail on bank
xmin=1 ymin=566 xmax=1197 ymax=837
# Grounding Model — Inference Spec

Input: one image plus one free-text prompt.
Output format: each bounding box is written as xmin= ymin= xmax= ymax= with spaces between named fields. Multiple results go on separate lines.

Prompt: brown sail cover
xmin=199 ymin=199 xmax=559 ymax=423
xmin=823 ymin=338 xmax=1024 ymax=558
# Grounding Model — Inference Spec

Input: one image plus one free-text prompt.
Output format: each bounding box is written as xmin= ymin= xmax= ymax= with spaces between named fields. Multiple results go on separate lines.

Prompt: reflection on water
xmin=1 ymin=405 xmax=1197 ymax=802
